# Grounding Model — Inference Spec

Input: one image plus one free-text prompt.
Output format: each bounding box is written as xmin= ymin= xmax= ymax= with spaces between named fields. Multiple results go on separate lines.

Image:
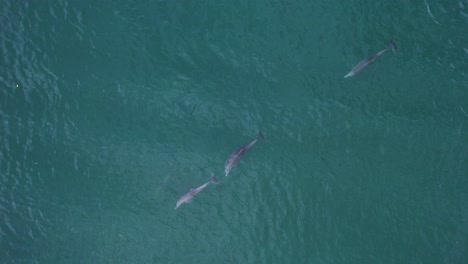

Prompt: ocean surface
xmin=1 ymin=0 xmax=467 ymax=263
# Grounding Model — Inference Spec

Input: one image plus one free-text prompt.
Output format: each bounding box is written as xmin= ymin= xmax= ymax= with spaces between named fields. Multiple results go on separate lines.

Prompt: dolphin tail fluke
xmin=211 ymin=175 xmax=219 ymax=184
xmin=257 ymin=130 xmax=266 ymax=141
xmin=388 ymin=40 xmax=397 ymax=50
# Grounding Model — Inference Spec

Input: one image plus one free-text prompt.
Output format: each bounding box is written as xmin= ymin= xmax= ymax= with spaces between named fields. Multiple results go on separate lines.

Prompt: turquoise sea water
xmin=1 ymin=1 xmax=467 ymax=263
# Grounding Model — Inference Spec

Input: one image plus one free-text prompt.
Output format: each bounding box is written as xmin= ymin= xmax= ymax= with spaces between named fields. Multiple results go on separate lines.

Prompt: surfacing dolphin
xmin=175 ymin=176 xmax=218 ymax=209
xmin=344 ymin=40 xmax=396 ymax=78
xmin=224 ymin=131 xmax=266 ymax=176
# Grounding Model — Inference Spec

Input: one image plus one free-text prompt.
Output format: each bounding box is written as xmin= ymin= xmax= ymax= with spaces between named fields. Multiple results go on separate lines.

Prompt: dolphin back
xmin=344 ymin=39 xmax=396 ymax=78
xmin=175 ymin=192 xmax=193 ymax=209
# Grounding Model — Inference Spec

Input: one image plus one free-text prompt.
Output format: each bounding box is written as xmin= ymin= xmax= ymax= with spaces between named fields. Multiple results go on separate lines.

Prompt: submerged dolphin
xmin=224 ymin=131 xmax=266 ymax=176
xmin=344 ymin=40 xmax=397 ymax=78
xmin=175 ymin=176 xmax=218 ymax=209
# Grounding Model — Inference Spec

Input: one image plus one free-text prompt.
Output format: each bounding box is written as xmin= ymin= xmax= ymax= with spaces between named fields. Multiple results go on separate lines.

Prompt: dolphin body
xmin=344 ymin=40 xmax=397 ymax=78
xmin=175 ymin=176 xmax=218 ymax=209
xmin=224 ymin=131 xmax=265 ymax=176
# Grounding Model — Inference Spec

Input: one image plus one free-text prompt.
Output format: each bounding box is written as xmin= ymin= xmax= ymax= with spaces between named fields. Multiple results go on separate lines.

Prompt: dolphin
xmin=224 ymin=131 xmax=266 ymax=176
xmin=175 ymin=176 xmax=218 ymax=209
xmin=344 ymin=40 xmax=397 ymax=78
